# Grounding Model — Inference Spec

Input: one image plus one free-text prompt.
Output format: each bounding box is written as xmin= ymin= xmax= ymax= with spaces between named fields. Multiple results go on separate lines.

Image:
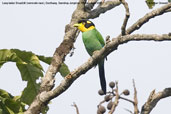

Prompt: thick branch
xmin=42 ymin=34 xmax=171 ymax=101
xmin=24 ymin=0 xmax=123 ymax=113
xmin=76 ymin=0 xmax=86 ymax=10
xmin=141 ymin=88 xmax=171 ymax=114
xmin=165 ymin=8 xmax=171 ymax=12
xmin=25 ymin=2 xmax=171 ymax=113
xmin=24 ymin=2 xmax=87 ymax=114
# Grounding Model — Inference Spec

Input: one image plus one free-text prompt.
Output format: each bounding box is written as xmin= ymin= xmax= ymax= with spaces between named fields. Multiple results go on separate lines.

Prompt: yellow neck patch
xmin=78 ymin=23 xmax=95 ymax=32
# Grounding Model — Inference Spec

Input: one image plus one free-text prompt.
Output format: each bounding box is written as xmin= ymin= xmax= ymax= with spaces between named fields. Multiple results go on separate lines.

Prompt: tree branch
xmin=85 ymin=0 xmax=98 ymax=10
xmin=24 ymin=1 xmax=122 ymax=113
xmin=45 ymin=34 xmax=171 ymax=101
xmin=165 ymin=8 xmax=171 ymax=12
xmin=24 ymin=2 xmax=87 ymax=114
xmin=88 ymin=0 xmax=121 ymax=19
xmin=24 ymin=1 xmax=171 ymax=113
xmin=133 ymin=79 xmax=139 ymax=114
xmin=141 ymin=88 xmax=171 ymax=114
xmin=72 ymin=102 xmax=80 ymax=114
xmin=119 ymin=96 xmax=134 ymax=104
xmin=124 ymin=3 xmax=171 ymax=35
xmin=76 ymin=0 xmax=86 ymax=10
xmin=120 ymin=0 xmax=130 ymax=35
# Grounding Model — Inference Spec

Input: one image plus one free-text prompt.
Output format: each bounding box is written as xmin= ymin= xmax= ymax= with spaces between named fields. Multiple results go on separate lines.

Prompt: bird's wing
xmin=95 ymin=28 xmax=105 ymax=47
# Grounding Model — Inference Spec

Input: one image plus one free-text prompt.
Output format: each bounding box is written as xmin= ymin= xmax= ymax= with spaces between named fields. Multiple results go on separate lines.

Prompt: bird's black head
xmin=74 ymin=19 xmax=95 ymax=32
xmin=78 ymin=19 xmax=95 ymax=28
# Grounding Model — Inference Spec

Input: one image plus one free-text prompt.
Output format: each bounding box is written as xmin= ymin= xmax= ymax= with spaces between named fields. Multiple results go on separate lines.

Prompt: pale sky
xmin=0 ymin=0 xmax=171 ymax=114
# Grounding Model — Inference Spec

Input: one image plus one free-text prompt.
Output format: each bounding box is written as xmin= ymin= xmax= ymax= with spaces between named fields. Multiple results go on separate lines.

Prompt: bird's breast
xmin=82 ymin=30 xmax=103 ymax=55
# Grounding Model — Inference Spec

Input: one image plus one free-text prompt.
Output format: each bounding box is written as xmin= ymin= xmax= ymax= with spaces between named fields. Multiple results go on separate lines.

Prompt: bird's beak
xmin=74 ymin=23 xmax=80 ymax=27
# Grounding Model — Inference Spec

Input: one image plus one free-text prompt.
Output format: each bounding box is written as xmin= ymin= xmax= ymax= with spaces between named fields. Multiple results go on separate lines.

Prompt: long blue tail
xmin=98 ymin=60 xmax=106 ymax=94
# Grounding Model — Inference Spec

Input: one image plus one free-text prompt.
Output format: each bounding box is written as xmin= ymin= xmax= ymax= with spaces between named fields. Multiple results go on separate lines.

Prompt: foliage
xmin=0 ymin=49 xmax=70 ymax=113
xmin=37 ymin=55 xmax=70 ymax=77
xmin=0 ymin=49 xmax=43 ymax=105
xmin=0 ymin=89 xmax=25 ymax=114
xmin=146 ymin=0 xmax=155 ymax=9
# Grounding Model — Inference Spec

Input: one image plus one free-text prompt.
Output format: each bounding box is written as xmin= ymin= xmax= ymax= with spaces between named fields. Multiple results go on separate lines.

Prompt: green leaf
xmin=145 ymin=0 xmax=155 ymax=9
xmin=0 ymin=89 xmax=13 ymax=99
xmin=37 ymin=55 xmax=70 ymax=77
xmin=17 ymin=63 xmax=42 ymax=105
xmin=0 ymin=49 xmax=19 ymax=68
xmin=59 ymin=63 xmax=70 ymax=77
xmin=0 ymin=49 xmax=51 ymax=113
xmin=37 ymin=55 xmax=52 ymax=65
xmin=11 ymin=49 xmax=43 ymax=70
xmin=0 ymin=49 xmax=43 ymax=70
xmin=0 ymin=49 xmax=43 ymax=105
xmin=41 ymin=105 xmax=49 ymax=114
xmin=169 ymin=0 xmax=171 ymax=2
xmin=0 ymin=89 xmax=25 ymax=114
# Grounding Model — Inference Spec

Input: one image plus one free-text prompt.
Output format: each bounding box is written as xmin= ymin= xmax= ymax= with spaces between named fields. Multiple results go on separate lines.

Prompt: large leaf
xmin=17 ymin=63 xmax=42 ymax=104
xmin=0 ymin=49 xmax=43 ymax=70
xmin=0 ymin=89 xmax=25 ymax=114
xmin=11 ymin=49 xmax=43 ymax=71
xmin=145 ymin=0 xmax=155 ymax=9
xmin=37 ymin=55 xmax=70 ymax=77
xmin=0 ymin=49 xmax=68 ymax=113
xmin=0 ymin=49 xmax=43 ymax=105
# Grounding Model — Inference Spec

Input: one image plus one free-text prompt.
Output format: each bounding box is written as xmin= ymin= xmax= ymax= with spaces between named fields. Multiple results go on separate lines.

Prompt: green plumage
xmin=82 ymin=28 xmax=106 ymax=94
xmin=82 ymin=28 xmax=105 ymax=55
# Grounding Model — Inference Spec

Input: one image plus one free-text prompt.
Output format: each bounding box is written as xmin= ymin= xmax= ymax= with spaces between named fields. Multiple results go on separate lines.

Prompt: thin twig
xmin=119 ymin=96 xmax=134 ymax=104
xmin=71 ymin=102 xmax=80 ymax=114
xmin=124 ymin=108 xmax=134 ymax=114
xmin=108 ymin=81 xmax=119 ymax=114
xmin=85 ymin=0 xmax=98 ymax=10
xmin=88 ymin=0 xmax=121 ymax=19
xmin=120 ymin=0 xmax=130 ymax=35
xmin=125 ymin=3 xmax=171 ymax=35
xmin=98 ymin=100 xmax=106 ymax=107
xmin=133 ymin=79 xmax=139 ymax=114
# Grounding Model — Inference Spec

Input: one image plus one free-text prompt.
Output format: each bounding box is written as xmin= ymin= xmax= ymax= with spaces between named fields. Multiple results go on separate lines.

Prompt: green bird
xmin=74 ymin=19 xmax=106 ymax=94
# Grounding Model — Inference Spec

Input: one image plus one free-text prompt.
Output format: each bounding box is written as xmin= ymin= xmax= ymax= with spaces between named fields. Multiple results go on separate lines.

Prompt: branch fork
xmin=24 ymin=1 xmax=171 ymax=114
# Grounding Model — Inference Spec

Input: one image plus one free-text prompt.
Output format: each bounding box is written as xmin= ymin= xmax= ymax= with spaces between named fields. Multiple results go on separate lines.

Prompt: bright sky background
xmin=0 ymin=0 xmax=171 ymax=114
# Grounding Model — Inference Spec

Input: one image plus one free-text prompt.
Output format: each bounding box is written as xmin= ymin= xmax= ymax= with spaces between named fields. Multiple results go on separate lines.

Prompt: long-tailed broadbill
xmin=74 ymin=19 xmax=107 ymax=94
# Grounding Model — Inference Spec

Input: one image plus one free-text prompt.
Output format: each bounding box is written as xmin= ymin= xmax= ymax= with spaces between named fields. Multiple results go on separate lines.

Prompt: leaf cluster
xmin=0 ymin=49 xmax=70 ymax=113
